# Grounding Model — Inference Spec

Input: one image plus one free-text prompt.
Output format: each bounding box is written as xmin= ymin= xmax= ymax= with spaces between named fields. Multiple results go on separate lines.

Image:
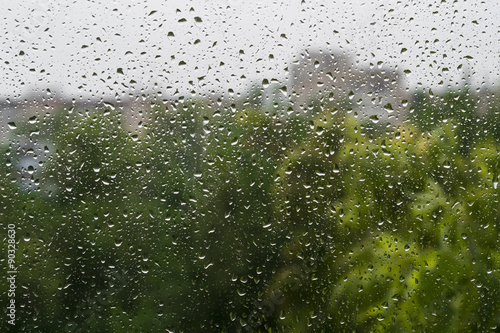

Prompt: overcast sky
xmin=1 ymin=0 xmax=499 ymax=100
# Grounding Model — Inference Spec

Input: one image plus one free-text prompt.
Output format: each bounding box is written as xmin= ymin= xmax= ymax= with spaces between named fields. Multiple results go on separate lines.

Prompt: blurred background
xmin=1 ymin=1 xmax=500 ymax=332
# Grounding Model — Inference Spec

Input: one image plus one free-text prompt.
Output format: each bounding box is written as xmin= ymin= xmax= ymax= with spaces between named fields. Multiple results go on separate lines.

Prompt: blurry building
xmin=289 ymin=50 xmax=410 ymax=123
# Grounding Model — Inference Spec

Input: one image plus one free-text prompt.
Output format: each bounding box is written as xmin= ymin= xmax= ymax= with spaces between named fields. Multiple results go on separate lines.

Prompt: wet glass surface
xmin=1 ymin=1 xmax=500 ymax=332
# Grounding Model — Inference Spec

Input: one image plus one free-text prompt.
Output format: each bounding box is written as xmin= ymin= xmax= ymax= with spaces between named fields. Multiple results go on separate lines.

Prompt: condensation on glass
xmin=1 ymin=1 xmax=499 ymax=332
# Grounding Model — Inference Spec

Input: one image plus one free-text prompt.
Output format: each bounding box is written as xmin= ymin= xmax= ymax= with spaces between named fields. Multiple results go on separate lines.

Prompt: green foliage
xmin=1 ymin=86 xmax=500 ymax=332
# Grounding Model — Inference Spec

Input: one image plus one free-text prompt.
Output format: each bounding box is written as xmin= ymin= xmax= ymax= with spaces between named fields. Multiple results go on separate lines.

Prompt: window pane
xmin=1 ymin=1 xmax=499 ymax=332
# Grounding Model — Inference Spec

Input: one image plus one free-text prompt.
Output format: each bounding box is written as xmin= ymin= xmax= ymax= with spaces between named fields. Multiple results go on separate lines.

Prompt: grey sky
xmin=1 ymin=0 xmax=499 ymax=100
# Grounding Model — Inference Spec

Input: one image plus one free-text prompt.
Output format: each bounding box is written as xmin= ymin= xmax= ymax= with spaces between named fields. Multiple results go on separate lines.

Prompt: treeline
xmin=1 ymin=85 xmax=500 ymax=332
